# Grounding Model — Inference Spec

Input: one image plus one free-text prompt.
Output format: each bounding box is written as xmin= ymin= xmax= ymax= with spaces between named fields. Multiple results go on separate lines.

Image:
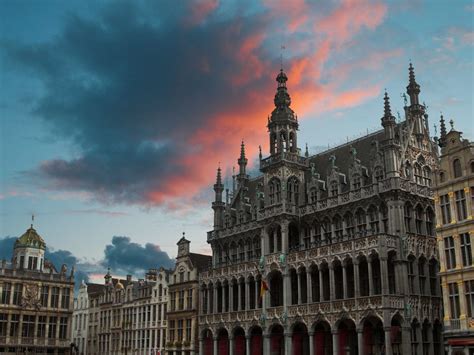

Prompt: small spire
xmin=383 ymin=91 xmax=392 ymax=117
xmin=31 ymin=214 xmax=34 ymax=228
xmin=240 ymin=140 xmax=246 ymax=159
xmin=216 ymin=164 xmax=222 ymax=185
xmin=439 ymin=113 xmax=447 ymax=148
xmin=409 ymin=62 xmax=416 ymax=85
xmin=406 ymin=62 xmax=421 ymax=106
xmin=258 ymin=145 xmax=262 ymax=160
xmin=305 ymin=143 xmax=309 ymax=158
xmin=238 ymin=141 xmax=248 ymax=176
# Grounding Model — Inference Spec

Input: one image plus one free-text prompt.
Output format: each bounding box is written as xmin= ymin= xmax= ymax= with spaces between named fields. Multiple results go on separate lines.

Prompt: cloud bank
xmin=2 ymin=0 xmax=393 ymax=209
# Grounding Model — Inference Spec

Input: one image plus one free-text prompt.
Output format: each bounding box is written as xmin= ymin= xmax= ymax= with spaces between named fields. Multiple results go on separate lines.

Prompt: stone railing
xmin=199 ymin=309 xmax=263 ymax=325
xmin=260 ymin=152 xmax=309 ymax=170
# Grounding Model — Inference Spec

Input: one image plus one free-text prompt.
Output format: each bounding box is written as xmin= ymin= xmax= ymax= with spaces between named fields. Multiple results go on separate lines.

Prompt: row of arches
xmin=202 ymin=253 xmax=439 ymax=314
xmin=200 ymin=316 xmax=443 ymax=355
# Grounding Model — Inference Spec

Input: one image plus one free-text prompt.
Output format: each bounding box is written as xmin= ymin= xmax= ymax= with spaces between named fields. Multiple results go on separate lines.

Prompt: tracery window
xmin=404 ymin=203 xmax=413 ymax=233
xmin=344 ymin=213 xmax=355 ymax=237
xmin=355 ymin=209 xmax=366 ymax=233
xmin=374 ymin=166 xmax=384 ymax=182
xmin=414 ymin=163 xmax=423 ymax=185
xmin=422 ymin=166 xmax=431 ymax=186
xmin=368 ymin=206 xmax=379 ymax=234
xmin=415 ymin=205 xmax=424 ymax=235
xmin=287 ymin=177 xmax=299 ymax=205
xmin=334 ymin=216 xmax=343 ymax=239
xmin=310 ymin=187 xmax=317 ymax=204
xmin=269 ymin=178 xmax=281 ymax=205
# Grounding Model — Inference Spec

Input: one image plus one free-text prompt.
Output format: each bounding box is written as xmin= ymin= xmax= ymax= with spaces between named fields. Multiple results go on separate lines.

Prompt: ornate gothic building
xmin=198 ymin=65 xmax=443 ymax=355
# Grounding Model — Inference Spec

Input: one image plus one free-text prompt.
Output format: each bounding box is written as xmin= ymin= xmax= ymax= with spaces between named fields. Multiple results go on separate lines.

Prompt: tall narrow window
xmin=404 ymin=203 xmax=413 ymax=233
xmin=425 ymin=208 xmax=435 ymax=236
xmin=50 ymin=287 xmax=59 ymax=308
xmin=414 ymin=163 xmax=423 ymax=184
xmin=455 ymin=190 xmax=468 ymax=221
xmin=460 ymin=233 xmax=472 ymax=267
xmin=310 ymin=188 xmax=317 ymax=204
xmin=449 ymin=282 xmax=461 ymax=319
xmin=368 ymin=206 xmax=379 ymax=234
xmin=465 ymin=280 xmax=474 ymax=317
xmin=12 ymin=284 xmax=22 ymax=305
xmin=444 ymin=236 xmax=457 ymax=270
xmin=440 ymin=194 xmax=452 ymax=224
xmin=1 ymin=283 xmax=11 ymax=305
xmin=415 ymin=206 xmax=424 ymax=234
xmin=422 ymin=167 xmax=431 ymax=186
xmin=352 ymin=174 xmax=361 ymax=189
xmin=453 ymin=159 xmax=462 ymax=178
xmin=330 ymin=181 xmax=338 ymax=196
xmin=0 ymin=314 xmax=7 ymax=336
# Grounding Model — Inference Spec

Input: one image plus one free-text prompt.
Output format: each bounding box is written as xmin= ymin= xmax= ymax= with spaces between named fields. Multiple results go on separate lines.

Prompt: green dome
xmin=15 ymin=226 xmax=46 ymax=250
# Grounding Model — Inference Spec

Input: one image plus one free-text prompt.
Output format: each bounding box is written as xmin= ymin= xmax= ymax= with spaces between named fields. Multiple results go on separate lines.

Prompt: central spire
xmin=267 ymin=68 xmax=299 ymax=156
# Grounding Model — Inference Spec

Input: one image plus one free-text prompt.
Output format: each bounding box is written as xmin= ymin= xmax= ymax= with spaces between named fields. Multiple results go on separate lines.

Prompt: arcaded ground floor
xmin=199 ymin=315 xmax=443 ymax=355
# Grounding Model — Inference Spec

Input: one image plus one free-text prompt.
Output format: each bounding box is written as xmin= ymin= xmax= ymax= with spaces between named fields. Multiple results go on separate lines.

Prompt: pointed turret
xmin=439 ymin=114 xmax=447 ymax=148
xmin=212 ymin=165 xmax=225 ymax=229
xmin=406 ymin=62 xmax=421 ymax=106
xmin=381 ymin=91 xmax=396 ymax=139
xmin=238 ymin=140 xmax=248 ymax=176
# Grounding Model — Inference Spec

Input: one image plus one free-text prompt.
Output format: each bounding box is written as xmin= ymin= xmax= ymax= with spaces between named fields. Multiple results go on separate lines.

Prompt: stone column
xmin=329 ymin=264 xmax=335 ymax=300
xmin=458 ymin=280 xmax=468 ymax=329
xmin=282 ymin=222 xmax=289 ymax=254
xmin=384 ymin=327 xmax=393 ymax=355
xmin=465 ymin=187 xmax=473 ymax=219
xmin=368 ymin=258 xmax=374 ymax=296
xmin=319 ymin=269 xmax=324 ymax=301
xmin=199 ymin=337 xmax=204 ymax=355
xmin=332 ymin=330 xmax=339 ymax=355
xmin=214 ymin=284 xmax=218 ymax=313
xmin=285 ymin=332 xmax=292 ymax=355
xmin=357 ymin=329 xmax=364 ymax=355
xmin=309 ymin=332 xmax=314 ymax=355
xmin=238 ymin=281 xmax=242 ymax=311
xmin=354 ymin=260 xmax=360 ymax=297
xmin=263 ymin=333 xmax=271 ymax=354
xmin=297 ymin=269 xmax=302 ymax=304
xmin=448 ymin=191 xmax=457 ymax=224
xmin=207 ymin=287 xmax=212 ymax=315
xmin=245 ymin=279 xmax=250 ymax=310
xmin=283 ymin=272 xmax=291 ymax=308
xmin=381 ymin=257 xmax=389 ymax=295
xmin=229 ymin=335 xmax=234 ymax=355
xmin=261 ymin=228 xmax=268 ymax=256
xmin=213 ymin=336 xmax=218 ymax=355
xmin=453 ymin=234 xmax=463 ymax=269
xmin=342 ymin=264 xmax=348 ymax=299
xmin=246 ymin=335 xmax=251 ymax=355
xmin=307 ymin=270 xmax=313 ymax=303
xmin=229 ymin=282 xmax=234 ymax=312
xmin=255 ymin=279 xmax=260 ymax=309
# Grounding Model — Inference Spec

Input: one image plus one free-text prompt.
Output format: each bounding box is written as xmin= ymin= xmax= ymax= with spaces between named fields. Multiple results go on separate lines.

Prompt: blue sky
xmin=1 ymin=0 xmax=472 ymax=281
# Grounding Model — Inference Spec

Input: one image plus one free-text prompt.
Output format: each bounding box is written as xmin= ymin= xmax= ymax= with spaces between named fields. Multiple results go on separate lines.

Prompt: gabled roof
xmin=189 ymin=253 xmax=212 ymax=271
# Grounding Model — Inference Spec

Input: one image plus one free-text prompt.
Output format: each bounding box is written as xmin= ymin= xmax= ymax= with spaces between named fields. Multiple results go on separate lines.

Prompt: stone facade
xmin=434 ymin=121 xmax=474 ymax=354
xmin=198 ymin=65 xmax=443 ymax=355
xmin=72 ymin=268 xmax=170 ymax=355
xmin=166 ymin=235 xmax=211 ymax=355
xmin=0 ymin=224 xmax=75 ymax=354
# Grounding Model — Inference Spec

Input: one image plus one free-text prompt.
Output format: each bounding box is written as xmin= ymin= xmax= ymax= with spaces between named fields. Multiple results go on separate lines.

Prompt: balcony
xmin=260 ymin=152 xmax=309 ymax=170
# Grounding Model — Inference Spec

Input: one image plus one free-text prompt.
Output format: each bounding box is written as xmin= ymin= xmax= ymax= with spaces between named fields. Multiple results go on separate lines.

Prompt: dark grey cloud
xmin=0 ymin=235 xmax=174 ymax=290
xmin=2 ymin=1 xmax=273 ymax=206
xmin=103 ymin=236 xmax=175 ymax=274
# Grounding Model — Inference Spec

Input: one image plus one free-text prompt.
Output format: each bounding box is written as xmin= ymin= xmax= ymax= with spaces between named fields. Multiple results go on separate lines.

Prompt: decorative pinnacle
xmin=305 ymin=143 xmax=309 ymax=158
xmin=216 ymin=164 xmax=222 ymax=185
xmin=409 ymin=62 xmax=416 ymax=85
xmin=240 ymin=140 xmax=246 ymax=159
xmin=383 ymin=91 xmax=392 ymax=117
xmin=449 ymin=119 xmax=454 ymax=130
xmin=439 ymin=114 xmax=447 ymax=139
xmin=258 ymin=145 xmax=262 ymax=160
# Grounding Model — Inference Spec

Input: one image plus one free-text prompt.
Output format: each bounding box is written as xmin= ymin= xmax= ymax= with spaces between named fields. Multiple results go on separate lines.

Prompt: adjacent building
xmin=434 ymin=120 xmax=474 ymax=354
xmin=71 ymin=268 xmax=170 ymax=355
xmin=166 ymin=235 xmax=211 ymax=355
xmin=198 ymin=65 xmax=443 ymax=355
xmin=0 ymin=223 xmax=75 ymax=354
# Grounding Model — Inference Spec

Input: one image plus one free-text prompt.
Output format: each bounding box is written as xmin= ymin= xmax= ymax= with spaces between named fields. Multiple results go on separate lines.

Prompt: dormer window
xmin=330 ymin=181 xmax=338 ymax=197
xmin=352 ymin=175 xmax=361 ymax=189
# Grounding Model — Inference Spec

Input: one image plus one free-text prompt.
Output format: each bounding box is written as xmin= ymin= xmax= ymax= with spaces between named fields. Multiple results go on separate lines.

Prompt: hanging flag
xmin=260 ymin=279 xmax=269 ymax=298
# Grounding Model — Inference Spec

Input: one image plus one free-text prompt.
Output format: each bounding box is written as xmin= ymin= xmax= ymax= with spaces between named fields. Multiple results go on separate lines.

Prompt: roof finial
xmin=258 ymin=145 xmax=262 ymax=160
xmin=305 ymin=143 xmax=309 ymax=158
xmin=280 ymin=44 xmax=286 ymax=71
xmin=216 ymin=164 xmax=222 ymax=185
xmin=449 ymin=119 xmax=454 ymax=130
xmin=383 ymin=91 xmax=392 ymax=117
xmin=31 ymin=214 xmax=34 ymax=228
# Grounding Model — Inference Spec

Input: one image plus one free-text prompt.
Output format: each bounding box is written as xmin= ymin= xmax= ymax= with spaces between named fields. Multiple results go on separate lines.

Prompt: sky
xmin=1 ymin=0 xmax=473 ymax=284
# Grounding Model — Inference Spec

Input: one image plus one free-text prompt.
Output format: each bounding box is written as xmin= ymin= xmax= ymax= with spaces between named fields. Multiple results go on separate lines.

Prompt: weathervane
xmin=280 ymin=45 xmax=286 ymax=70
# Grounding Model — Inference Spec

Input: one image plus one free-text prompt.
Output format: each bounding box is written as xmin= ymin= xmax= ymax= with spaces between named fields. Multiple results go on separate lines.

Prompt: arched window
xmin=287 ymin=177 xmax=299 ymax=205
xmin=355 ymin=209 xmax=366 ymax=233
xmin=415 ymin=205 xmax=424 ymax=235
xmin=426 ymin=207 xmax=435 ymax=236
xmin=453 ymin=159 xmax=462 ymax=178
xmin=423 ymin=166 xmax=431 ymax=186
xmin=313 ymin=221 xmax=322 ymax=245
xmin=404 ymin=203 xmax=413 ymax=233
xmin=271 ymin=133 xmax=277 ymax=154
xmin=333 ymin=215 xmax=343 ymax=239
xmin=344 ymin=212 xmax=355 ymax=237
xmin=322 ymin=218 xmax=332 ymax=241
xmin=269 ymin=178 xmax=281 ymax=205
xmin=289 ymin=132 xmax=295 ymax=152
xmin=280 ymin=131 xmax=287 ymax=152
xmin=368 ymin=205 xmax=379 ymax=234
xmin=414 ymin=163 xmax=423 ymax=184
xmin=380 ymin=203 xmax=389 ymax=233
xmin=374 ymin=166 xmax=384 ymax=182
